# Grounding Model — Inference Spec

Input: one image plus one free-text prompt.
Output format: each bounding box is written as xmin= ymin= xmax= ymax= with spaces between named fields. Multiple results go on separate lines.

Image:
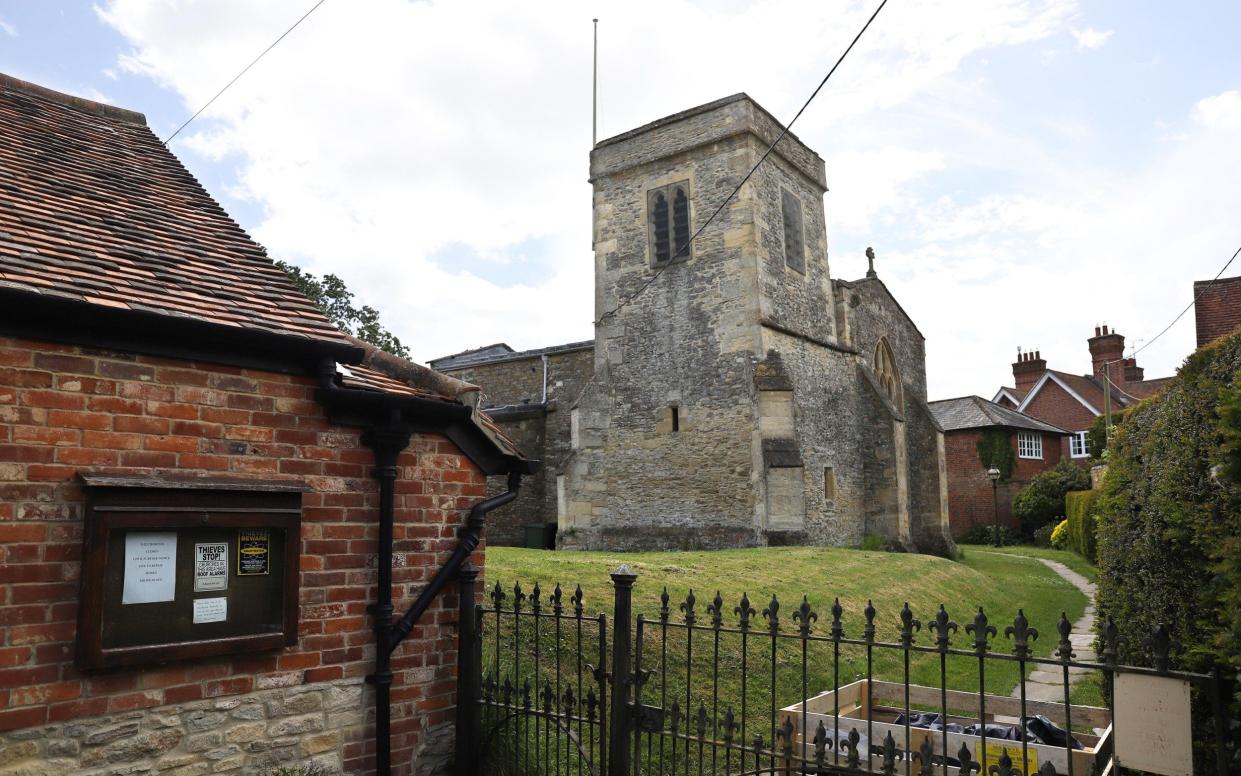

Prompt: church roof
xmin=430 ymin=339 xmax=594 ymax=370
xmin=928 ymin=395 xmax=1069 ymax=434
xmin=0 ymin=73 xmax=349 ymax=346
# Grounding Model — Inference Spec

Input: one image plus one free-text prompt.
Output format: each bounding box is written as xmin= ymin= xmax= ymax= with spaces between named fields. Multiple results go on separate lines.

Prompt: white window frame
xmin=1069 ymin=430 xmax=1089 ymax=458
xmin=1017 ymin=432 xmax=1043 ymax=460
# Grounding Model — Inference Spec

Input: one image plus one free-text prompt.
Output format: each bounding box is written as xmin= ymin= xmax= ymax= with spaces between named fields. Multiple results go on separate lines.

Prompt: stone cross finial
xmin=865 ymin=247 xmax=877 ymax=278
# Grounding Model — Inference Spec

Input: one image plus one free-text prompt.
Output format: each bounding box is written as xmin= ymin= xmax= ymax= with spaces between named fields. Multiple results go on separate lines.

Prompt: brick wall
xmin=943 ymin=428 xmax=1063 ymax=538
xmin=1020 ymin=381 xmax=1098 ymax=434
xmin=1195 ymin=276 xmax=1241 ymax=348
xmin=0 ymin=335 xmax=485 ymax=775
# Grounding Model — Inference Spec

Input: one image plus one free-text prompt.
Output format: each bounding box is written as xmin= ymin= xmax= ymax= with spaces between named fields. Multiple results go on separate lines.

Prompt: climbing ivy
xmin=975 ymin=429 xmax=1015 ymax=482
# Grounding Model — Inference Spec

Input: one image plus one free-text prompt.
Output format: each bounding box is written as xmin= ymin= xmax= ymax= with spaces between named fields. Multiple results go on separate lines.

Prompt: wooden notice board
xmin=76 ymin=475 xmax=304 ymax=670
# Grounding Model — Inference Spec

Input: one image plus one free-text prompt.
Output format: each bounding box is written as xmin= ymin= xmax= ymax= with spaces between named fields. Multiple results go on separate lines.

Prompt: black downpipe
xmin=363 ymin=426 xmax=410 ymax=776
xmin=389 ymin=470 xmax=522 ymax=651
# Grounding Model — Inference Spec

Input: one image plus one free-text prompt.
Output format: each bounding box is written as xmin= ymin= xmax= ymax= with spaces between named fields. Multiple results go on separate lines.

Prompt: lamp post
xmin=987 ymin=467 xmax=1002 ymax=546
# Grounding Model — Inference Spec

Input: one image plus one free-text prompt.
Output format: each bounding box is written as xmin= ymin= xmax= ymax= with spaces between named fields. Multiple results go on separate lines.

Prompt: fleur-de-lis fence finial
xmin=956 ymin=741 xmax=974 ymax=775
xmin=571 ymin=583 xmax=584 ymax=618
xmin=561 ymin=686 xmax=575 ymax=717
xmin=513 ymin=581 xmax=526 ymax=613
xmin=502 ymin=677 xmax=514 ymax=706
xmin=1005 ymin=608 xmax=1039 ymax=658
xmin=813 ymin=720 xmax=828 ymax=765
xmin=660 ymin=586 xmax=670 ymax=623
xmin=551 ymin=582 xmax=563 ymax=616
xmin=721 ymin=706 xmax=738 ymax=745
xmin=541 ymin=680 xmax=554 ymax=714
xmin=708 ymin=590 xmax=725 ymax=629
xmin=1100 ymin=616 xmax=1128 ymax=665
xmin=521 ymin=679 xmax=532 ymax=710
xmin=763 ymin=594 xmax=781 ymax=634
xmin=831 ymin=597 xmax=845 ymax=641
xmin=844 ymin=727 xmax=861 ymax=768
xmin=989 ymin=749 xmax=1020 ymax=776
xmin=777 ymin=717 xmax=795 ymax=760
xmin=794 ymin=596 xmax=817 ymax=637
xmin=696 ymin=702 xmax=710 ymax=739
xmin=1150 ymin=623 xmax=1174 ymax=671
xmin=668 ymin=700 xmax=681 ymax=735
xmin=864 ymin=599 xmax=877 ymax=643
xmin=1055 ymin=611 xmax=1075 ymax=661
xmin=966 ymin=606 xmax=997 ymax=654
xmin=900 ymin=602 xmax=921 ymax=646
xmin=491 ymin=581 xmax=506 ymax=611
xmin=735 ymin=592 xmax=756 ymax=632
xmin=681 ymin=589 xmax=697 ymax=626
xmin=585 ymin=687 xmax=598 ymax=722
xmin=1038 ymin=761 xmax=1058 ymax=775
xmin=930 ymin=604 xmax=958 ymax=651
xmin=914 ymin=735 xmax=936 ymax=775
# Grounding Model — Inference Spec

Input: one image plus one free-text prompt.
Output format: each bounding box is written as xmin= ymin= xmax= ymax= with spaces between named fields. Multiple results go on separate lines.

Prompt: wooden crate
xmin=779 ymin=679 xmax=1112 ymax=775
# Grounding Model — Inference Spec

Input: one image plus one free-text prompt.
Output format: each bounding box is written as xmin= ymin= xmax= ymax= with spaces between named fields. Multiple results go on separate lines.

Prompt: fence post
xmin=455 ymin=563 xmax=481 ymax=776
xmin=608 ymin=564 xmax=637 ymax=776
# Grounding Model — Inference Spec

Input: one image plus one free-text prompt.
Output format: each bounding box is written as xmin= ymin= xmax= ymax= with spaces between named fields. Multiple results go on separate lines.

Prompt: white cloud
xmin=96 ymin=0 xmax=1078 ymax=371
xmin=1192 ymin=90 xmax=1241 ymax=130
xmin=0 ymin=15 xmax=18 ymax=37
xmin=1070 ymin=26 xmax=1113 ymax=50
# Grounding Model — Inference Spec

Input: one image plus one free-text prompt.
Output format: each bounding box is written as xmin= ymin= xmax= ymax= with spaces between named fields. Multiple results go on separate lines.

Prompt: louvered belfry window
xmin=781 ymin=188 xmax=805 ymax=272
xmin=648 ymin=181 xmax=691 ymax=265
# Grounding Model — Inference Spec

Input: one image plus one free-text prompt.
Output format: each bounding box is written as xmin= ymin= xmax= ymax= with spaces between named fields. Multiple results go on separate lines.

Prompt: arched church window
xmin=648 ymin=181 xmax=691 ymax=266
xmin=781 ymin=188 xmax=805 ymax=272
xmin=874 ymin=337 xmax=903 ymax=407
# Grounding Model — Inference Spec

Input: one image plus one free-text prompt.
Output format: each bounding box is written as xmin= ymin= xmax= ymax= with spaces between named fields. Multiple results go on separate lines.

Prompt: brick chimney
xmin=1088 ymin=324 xmax=1126 ymax=384
xmin=1012 ymin=348 xmax=1046 ymax=391
xmin=1123 ymin=357 xmax=1144 ymax=383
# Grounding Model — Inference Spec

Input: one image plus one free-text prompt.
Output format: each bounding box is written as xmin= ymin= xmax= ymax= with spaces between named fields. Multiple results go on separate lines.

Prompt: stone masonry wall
xmin=440 ymin=347 xmax=593 ymax=546
xmin=0 ymin=335 xmax=486 ymax=775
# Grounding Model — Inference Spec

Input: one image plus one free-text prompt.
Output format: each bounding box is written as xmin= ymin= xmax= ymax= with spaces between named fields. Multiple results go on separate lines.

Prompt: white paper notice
xmin=192 ymin=597 xmax=228 ymax=624
xmin=194 ymin=542 xmax=228 ymax=592
xmin=122 ymin=532 xmax=177 ymax=604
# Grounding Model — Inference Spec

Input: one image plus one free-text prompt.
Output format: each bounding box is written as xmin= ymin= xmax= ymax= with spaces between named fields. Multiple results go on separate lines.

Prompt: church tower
xmin=558 ymin=94 xmax=952 ymax=553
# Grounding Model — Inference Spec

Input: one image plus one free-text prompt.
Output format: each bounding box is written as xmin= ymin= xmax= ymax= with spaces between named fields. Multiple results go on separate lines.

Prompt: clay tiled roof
xmin=928 ymin=396 xmax=1068 ymax=434
xmin=0 ymin=73 xmax=348 ymax=345
xmin=1124 ymin=376 xmax=1173 ymax=399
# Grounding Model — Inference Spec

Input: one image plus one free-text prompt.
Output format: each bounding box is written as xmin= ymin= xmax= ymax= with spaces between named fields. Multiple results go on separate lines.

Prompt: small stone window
xmin=781 ymin=188 xmax=805 ymax=272
xmin=670 ymin=405 xmax=680 ymax=432
xmin=648 ymin=182 xmax=691 ymax=266
xmin=824 ymin=466 xmax=837 ymax=501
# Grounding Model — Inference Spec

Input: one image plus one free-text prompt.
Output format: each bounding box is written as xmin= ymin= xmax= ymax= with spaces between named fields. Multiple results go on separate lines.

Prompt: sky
xmin=1 ymin=0 xmax=1238 ymax=399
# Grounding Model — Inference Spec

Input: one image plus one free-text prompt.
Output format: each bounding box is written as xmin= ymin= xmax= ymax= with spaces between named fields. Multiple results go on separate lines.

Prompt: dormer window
xmin=781 ymin=188 xmax=805 ymax=272
xmin=648 ymin=182 xmax=691 ymax=266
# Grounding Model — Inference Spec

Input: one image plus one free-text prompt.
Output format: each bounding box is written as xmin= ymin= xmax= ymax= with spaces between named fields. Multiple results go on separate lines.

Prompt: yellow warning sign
xmin=977 ymin=741 xmax=1040 ymax=775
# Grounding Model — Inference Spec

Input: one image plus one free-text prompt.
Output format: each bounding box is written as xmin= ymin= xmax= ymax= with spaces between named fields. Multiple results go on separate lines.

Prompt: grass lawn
xmin=481 ymin=545 xmax=1092 ymax=754
xmin=962 ymin=544 xmax=1098 ymax=584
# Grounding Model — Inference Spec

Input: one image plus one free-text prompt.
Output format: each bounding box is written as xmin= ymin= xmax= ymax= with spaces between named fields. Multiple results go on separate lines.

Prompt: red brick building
xmin=991 ymin=326 xmax=1171 ymax=462
xmin=928 ymin=396 xmax=1068 ymax=538
xmin=0 ymin=73 xmax=531 ymax=774
xmin=1195 ymin=274 xmax=1241 ymax=348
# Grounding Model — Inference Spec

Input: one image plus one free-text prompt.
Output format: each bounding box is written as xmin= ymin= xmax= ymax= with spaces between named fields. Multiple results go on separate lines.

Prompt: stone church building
xmin=433 ymin=94 xmax=953 ymax=554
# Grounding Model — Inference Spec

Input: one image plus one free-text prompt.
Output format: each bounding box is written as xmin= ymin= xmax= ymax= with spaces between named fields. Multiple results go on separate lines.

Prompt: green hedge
xmin=1064 ymin=489 xmax=1099 ymax=562
xmin=1094 ymin=329 xmax=1241 ymax=767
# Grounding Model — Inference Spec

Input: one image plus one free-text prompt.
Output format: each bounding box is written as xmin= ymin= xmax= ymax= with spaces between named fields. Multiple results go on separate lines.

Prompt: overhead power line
xmin=164 ymin=0 xmax=330 ymax=145
xmin=595 ymin=0 xmax=889 ymax=325
xmin=1129 ymin=243 xmax=1240 ymax=359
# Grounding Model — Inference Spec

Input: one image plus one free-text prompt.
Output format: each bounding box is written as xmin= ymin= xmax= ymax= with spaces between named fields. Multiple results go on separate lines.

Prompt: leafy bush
xmin=1086 ymin=411 xmax=1126 ymax=460
xmin=1064 ymin=489 xmax=1100 ymax=561
xmin=1048 ymin=519 xmax=1069 ymax=549
xmin=1011 ymin=460 xmax=1091 ymax=537
xmin=859 ymin=533 xmax=885 ymax=551
xmin=1032 ymin=521 xmax=1056 ymax=547
xmin=959 ymin=524 xmax=1019 ymax=546
xmin=1095 ymin=330 xmax=1241 ymax=768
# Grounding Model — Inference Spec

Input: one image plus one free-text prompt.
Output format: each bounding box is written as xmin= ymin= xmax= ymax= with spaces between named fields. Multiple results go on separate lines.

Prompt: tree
xmin=276 ymin=261 xmax=410 ymax=359
xmin=1010 ymin=459 xmax=1090 ymax=536
xmin=1086 ymin=411 xmax=1126 ymax=460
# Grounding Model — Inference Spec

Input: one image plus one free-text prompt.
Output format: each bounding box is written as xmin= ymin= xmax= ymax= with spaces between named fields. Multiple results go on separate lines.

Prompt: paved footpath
xmin=1012 ymin=558 xmax=1098 ymax=704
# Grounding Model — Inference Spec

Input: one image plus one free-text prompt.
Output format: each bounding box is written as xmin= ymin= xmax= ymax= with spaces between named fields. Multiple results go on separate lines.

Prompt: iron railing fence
xmin=460 ymin=565 xmax=1232 ymax=776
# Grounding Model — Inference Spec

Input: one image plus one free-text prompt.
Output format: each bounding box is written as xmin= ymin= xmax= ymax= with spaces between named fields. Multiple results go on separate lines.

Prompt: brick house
xmin=991 ymin=326 xmax=1171 ymax=463
xmin=927 ymin=396 xmax=1068 ymax=537
xmin=0 ymin=73 xmax=531 ymax=775
xmin=1194 ymin=274 xmax=1241 ymax=348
